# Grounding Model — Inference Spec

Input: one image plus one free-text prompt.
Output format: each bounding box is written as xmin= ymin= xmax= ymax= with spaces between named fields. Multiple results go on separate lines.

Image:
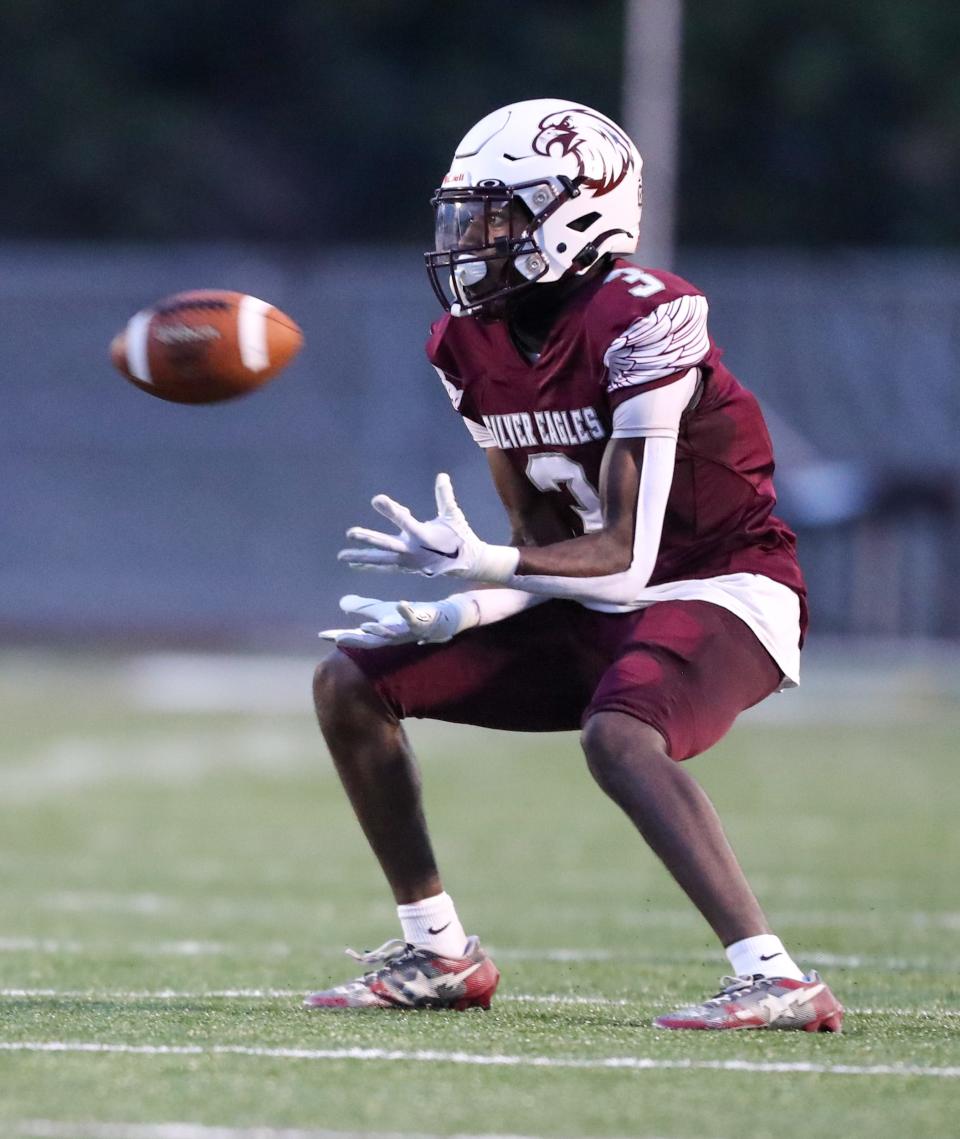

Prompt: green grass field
xmin=0 ymin=647 xmax=958 ymax=1139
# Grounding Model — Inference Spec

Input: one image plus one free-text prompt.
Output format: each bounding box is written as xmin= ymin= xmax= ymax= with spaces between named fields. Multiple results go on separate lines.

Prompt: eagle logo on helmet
xmin=531 ymin=109 xmax=635 ymax=197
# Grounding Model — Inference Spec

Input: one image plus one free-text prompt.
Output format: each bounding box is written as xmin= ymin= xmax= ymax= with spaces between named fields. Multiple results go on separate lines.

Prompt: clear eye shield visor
xmin=424 ymin=179 xmax=577 ymax=316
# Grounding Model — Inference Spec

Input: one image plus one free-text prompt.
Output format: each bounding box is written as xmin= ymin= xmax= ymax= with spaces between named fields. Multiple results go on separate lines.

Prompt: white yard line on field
xmin=0 ymin=938 xmax=85 ymax=954
xmin=3 ymin=1128 xmax=359 ymax=1139
xmin=496 ymin=947 xmax=960 ymax=972
xmin=2 ymin=989 xmax=958 ymax=1019
xmin=1 ymin=726 xmax=317 ymax=802
xmin=9 ymin=1125 xmax=622 ymax=1139
xmin=35 ymin=892 xmax=345 ymax=925
xmin=124 ymin=654 xmax=319 ymax=714
xmin=853 ymin=1007 xmax=960 ymax=1017
xmin=1 ymin=1041 xmax=959 ymax=1079
xmin=40 ymin=892 xmax=176 ymax=916
xmin=0 ymin=937 xmax=291 ymax=958
xmin=11 ymin=1120 xmax=605 ymax=1139
xmin=2 ymin=938 xmax=959 ymax=973
xmin=0 ymin=988 xmax=629 ymax=1006
xmin=11 ymin=1126 xmax=681 ymax=1139
xmin=10 ymin=1124 xmax=590 ymax=1139
xmin=27 ymin=891 xmax=960 ymax=933
xmin=0 ymin=989 xmax=304 ymax=999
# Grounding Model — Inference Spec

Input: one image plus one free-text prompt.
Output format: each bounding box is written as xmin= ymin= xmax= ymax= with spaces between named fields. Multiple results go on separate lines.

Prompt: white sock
xmin=725 ymin=934 xmax=805 ymax=981
xmin=397 ymin=891 xmax=468 ymax=958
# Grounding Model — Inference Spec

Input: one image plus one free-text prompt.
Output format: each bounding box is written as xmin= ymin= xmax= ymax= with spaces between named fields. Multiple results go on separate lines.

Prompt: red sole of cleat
xmin=804 ymin=1011 xmax=844 ymax=1033
xmin=452 ymin=992 xmax=495 ymax=1011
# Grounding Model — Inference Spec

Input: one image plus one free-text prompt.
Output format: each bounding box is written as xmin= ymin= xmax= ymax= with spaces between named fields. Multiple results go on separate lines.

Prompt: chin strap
xmin=573 ymin=232 xmax=629 ymax=273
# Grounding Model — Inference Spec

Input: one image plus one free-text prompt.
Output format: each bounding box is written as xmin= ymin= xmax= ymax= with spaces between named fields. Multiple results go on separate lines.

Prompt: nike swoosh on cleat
xmin=427 ymin=922 xmax=451 ymax=936
xmin=433 ymin=959 xmax=486 ymax=995
xmin=419 ymin=542 xmax=460 ymax=559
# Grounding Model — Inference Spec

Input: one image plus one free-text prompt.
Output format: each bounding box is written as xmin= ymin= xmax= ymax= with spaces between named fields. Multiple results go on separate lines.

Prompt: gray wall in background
xmin=4 ymin=244 xmax=958 ymax=648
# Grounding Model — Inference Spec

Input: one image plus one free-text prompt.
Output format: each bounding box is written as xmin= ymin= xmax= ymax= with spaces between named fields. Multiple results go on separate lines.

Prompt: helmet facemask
xmin=425 ymin=177 xmax=582 ymax=318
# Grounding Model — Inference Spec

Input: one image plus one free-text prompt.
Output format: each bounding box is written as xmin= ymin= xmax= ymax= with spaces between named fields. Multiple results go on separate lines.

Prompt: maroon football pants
xmin=340 ymin=599 xmax=782 ymax=761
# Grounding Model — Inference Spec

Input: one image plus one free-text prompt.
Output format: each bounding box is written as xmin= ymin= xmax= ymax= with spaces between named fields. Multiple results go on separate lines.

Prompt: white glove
xmin=319 ymin=594 xmax=480 ymax=649
xmin=338 ymin=472 xmax=519 ymax=583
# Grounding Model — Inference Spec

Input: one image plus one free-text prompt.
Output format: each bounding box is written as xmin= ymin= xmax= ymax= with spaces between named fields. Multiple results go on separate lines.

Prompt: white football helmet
xmin=425 ymin=98 xmax=642 ymax=317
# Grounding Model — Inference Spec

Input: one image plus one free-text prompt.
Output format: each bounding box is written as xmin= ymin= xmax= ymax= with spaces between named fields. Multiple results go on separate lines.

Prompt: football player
xmin=306 ymin=99 xmax=843 ymax=1032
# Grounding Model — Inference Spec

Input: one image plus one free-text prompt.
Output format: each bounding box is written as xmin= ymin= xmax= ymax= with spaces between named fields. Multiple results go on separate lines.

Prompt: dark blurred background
xmin=2 ymin=1 xmax=958 ymax=647
xmin=4 ymin=1 xmax=958 ymax=246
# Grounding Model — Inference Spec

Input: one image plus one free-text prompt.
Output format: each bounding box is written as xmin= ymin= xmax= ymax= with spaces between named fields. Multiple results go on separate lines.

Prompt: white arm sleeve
xmin=611 ymin=367 xmax=699 ymax=439
xmin=443 ymin=587 xmax=549 ymax=629
xmin=500 ymin=369 xmax=698 ymax=607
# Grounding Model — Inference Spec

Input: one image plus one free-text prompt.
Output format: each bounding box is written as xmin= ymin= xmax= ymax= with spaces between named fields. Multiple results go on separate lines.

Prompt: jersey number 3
xmin=604 ymin=266 xmax=666 ymax=298
xmin=525 ymin=453 xmax=603 ymax=532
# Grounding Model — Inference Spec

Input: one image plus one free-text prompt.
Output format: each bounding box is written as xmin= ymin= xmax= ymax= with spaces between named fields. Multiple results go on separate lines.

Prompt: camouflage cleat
xmin=654 ymin=971 xmax=844 ymax=1032
xmin=303 ymin=935 xmax=500 ymax=1011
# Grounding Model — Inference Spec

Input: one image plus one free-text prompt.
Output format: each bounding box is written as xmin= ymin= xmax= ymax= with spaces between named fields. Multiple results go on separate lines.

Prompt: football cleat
xmin=303 ymin=935 xmax=500 ymax=1011
xmin=653 ymin=971 xmax=844 ymax=1032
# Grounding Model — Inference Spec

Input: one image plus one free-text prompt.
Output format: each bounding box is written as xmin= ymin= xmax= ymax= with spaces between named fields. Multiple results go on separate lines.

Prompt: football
xmin=110 ymin=289 xmax=304 ymax=404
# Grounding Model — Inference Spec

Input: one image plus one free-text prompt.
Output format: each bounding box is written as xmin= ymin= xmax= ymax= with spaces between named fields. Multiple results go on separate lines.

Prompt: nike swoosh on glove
xmin=319 ymin=594 xmax=479 ymax=649
xmin=338 ymin=473 xmax=518 ymax=582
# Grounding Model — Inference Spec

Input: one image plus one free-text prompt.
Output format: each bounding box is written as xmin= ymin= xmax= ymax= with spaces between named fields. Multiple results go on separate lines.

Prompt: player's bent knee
xmin=581 ymin=711 xmax=669 ymax=785
xmin=313 ymin=650 xmax=383 ymax=730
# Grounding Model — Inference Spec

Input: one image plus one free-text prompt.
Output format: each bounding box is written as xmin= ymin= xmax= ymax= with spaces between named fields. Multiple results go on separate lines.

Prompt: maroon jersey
xmin=427 ymin=259 xmax=807 ymax=630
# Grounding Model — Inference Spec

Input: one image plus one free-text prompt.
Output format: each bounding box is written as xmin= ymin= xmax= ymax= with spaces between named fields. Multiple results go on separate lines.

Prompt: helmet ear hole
xmin=567 ymin=211 xmax=601 ymax=232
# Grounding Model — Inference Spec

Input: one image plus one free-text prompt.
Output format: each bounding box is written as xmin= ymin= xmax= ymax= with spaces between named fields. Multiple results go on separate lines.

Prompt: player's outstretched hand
xmin=319 ymin=594 xmax=479 ymax=649
xmin=338 ymin=473 xmax=518 ymax=582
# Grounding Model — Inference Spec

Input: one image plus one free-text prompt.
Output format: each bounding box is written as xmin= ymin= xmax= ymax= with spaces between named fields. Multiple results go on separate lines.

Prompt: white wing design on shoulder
xmin=603 ymin=295 xmax=710 ymax=392
xmin=435 ymin=366 xmax=464 ymax=410
xmin=434 ymin=366 xmax=496 ymax=447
